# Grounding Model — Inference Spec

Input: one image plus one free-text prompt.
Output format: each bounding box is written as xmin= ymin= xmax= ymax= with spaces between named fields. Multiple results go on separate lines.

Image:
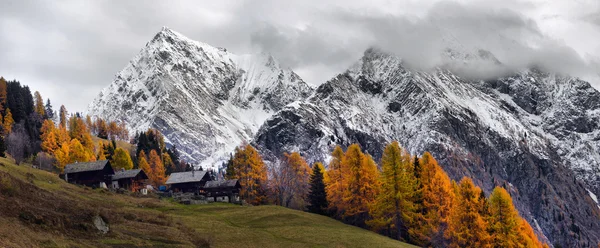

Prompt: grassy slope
xmin=0 ymin=158 xmax=413 ymax=248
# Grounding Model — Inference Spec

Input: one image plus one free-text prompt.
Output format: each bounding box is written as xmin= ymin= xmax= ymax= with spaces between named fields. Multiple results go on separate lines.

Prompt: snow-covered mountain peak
xmin=88 ymin=27 xmax=313 ymax=167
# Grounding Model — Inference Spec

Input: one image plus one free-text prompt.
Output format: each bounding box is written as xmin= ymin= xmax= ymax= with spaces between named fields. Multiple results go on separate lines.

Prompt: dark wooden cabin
xmin=204 ymin=179 xmax=241 ymax=203
xmin=111 ymin=169 xmax=148 ymax=192
xmin=165 ymin=170 xmax=210 ymax=193
xmin=63 ymin=160 xmax=114 ymax=187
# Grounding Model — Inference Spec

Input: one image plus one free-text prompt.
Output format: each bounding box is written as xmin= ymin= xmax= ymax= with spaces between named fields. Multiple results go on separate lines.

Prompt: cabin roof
xmin=64 ymin=160 xmax=111 ymax=174
xmin=204 ymin=179 xmax=239 ymax=189
xmin=165 ymin=171 xmax=208 ymax=185
xmin=112 ymin=169 xmax=147 ymax=181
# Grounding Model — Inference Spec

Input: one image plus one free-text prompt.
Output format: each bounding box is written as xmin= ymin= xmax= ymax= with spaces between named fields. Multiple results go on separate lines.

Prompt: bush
xmin=0 ymin=174 xmax=18 ymax=196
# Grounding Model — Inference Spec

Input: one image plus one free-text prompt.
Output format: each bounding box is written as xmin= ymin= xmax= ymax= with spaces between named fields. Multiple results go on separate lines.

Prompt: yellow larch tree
xmin=488 ymin=186 xmax=546 ymax=248
xmin=3 ymin=108 xmax=13 ymax=135
xmin=34 ymin=91 xmax=45 ymax=117
xmin=368 ymin=141 xmax=417 ymax=241
xmin=111 ymin=148 xmax=134 ymax=171
xmin=325 ymin=145 xmax=345 ymax=217
xmin=231 ymin=144 xmax=268 ymax=205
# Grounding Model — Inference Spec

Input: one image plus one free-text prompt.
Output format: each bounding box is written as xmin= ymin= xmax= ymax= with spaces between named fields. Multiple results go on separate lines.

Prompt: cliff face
xmin=87 ymin=27 xmax=312 ymax=167
xmin=253 ymin=48 xmax=600 ymax=247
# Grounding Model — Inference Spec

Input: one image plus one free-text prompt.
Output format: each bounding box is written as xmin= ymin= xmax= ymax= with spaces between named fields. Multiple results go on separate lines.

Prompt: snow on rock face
xmin=87 ymin=27 xmax=312 ymax=168
xmin=252 ymin=48 xmax=600 ymax=247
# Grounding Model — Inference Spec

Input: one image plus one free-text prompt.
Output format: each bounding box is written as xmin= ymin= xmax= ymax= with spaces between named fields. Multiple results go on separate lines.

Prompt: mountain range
xmin=88 ymin=27 xmax=600 ymax=247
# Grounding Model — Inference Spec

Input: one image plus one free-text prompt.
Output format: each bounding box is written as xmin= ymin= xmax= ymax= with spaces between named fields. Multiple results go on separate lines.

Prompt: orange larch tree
xmin=148 ymin=149 xmax=166 ymax=187
xmin=342 ymin=144 xmax=380 ymax=227
xmin=411 ymin=152 xmax=455 ymax=246
xmin=446 ymin=177 xmax=490 ymax=248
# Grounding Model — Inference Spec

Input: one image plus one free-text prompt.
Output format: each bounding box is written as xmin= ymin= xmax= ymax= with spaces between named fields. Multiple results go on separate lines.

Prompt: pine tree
xmin=325 ymin=145 xmax=345 ymax=216
xmin=0 ymin=77 xmax=6 ymax=113
xmin=34 ymin=91 xmax=45 ymax=117
xmin=308 ymin=162 xmax=328 ymax=215
xmin=446 ymin=177 xmax=490 ymax=248
xmin=111 ymin=148 xmax=134 ymax=170
xmin=44 ymin=99 xmax=53 ymax=120
xmin=225 ymin=154 xmax=235 ymax=179
xmin=3 ymin=108 xmax=14 ymax=135
xmin=59 ymin=105 xmax=67 ymax=128
xmin=368 ymin=141 xmax=416 ymax=241
xmin=342 ymin=144 xmax=380 ymax=227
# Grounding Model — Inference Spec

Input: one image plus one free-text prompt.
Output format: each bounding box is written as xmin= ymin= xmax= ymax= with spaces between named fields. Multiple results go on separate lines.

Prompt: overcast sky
xmin=1 ymin=0 xmax=599 ymax=113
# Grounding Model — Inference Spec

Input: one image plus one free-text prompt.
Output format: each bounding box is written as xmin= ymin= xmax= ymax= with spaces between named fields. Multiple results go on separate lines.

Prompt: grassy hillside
xmin=0 ymin=157 xmax=414 ymax=248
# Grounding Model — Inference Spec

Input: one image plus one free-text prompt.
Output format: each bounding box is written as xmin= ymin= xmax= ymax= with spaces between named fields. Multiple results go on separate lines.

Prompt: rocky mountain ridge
xmin=252 ymin=48 xmax=600 ymax=247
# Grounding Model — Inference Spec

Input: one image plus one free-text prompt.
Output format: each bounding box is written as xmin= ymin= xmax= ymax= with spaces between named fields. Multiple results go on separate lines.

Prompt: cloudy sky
xmin=1 ymin=0 xmax=599 ymax=113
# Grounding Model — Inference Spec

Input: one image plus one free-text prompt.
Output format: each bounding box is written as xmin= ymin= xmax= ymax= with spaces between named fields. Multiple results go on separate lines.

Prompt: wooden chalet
xmin=204 ymin=179 xmax=241 ymax=203
xmin=165 ymin=170 xmax=211 ymax=193
xmin=63 ymin=160 xmax=114 ymax=188
xmin=111 ymin=169 xmax=148 ymax=192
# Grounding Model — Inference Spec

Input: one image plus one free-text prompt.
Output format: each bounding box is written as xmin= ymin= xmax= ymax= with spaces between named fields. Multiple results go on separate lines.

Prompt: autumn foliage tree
xmin=34 ymin=91 xmax=45 ymax=117
xmin=271 ymin=152 xmax=310 ymax=209
xmin=3 ymin=108 xmax=13 ymax=134
xmin=368 ymin=141 xmax=417 ymax=241
xmin=59 ymin=105 xmax=67 ymax=128
xmin=341 ymin=144 xmax=380 ymax=227
xmin=488 ymin=186 xmax=546 ymax=248
xmin=411 ymin=152 xmax=455 ymax=246
xmin=111 ymin=148 xmax=134 ymax=171
xmin=148 ymin=149 xmax=166 ymax=187
xmin=228 ymin=144 xmax=268 ymax=205
xmin=446 ymin=177 xmax=490 ymax=248
xmin=138 ymin=150 xmax=151 ymax=174
xmin=325 ymin=145 xmax=345 ymax=217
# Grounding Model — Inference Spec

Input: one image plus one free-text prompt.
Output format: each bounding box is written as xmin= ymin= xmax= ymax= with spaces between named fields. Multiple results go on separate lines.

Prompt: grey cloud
xmin=248 ymin=0 xmax=595 ymax=82
xmin=0 ymin=0 xmax=598 ymax=113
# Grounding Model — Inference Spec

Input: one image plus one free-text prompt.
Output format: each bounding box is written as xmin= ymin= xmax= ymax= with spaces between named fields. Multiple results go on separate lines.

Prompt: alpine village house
xmin=62 ymin=160 xmax=241 ymax=203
